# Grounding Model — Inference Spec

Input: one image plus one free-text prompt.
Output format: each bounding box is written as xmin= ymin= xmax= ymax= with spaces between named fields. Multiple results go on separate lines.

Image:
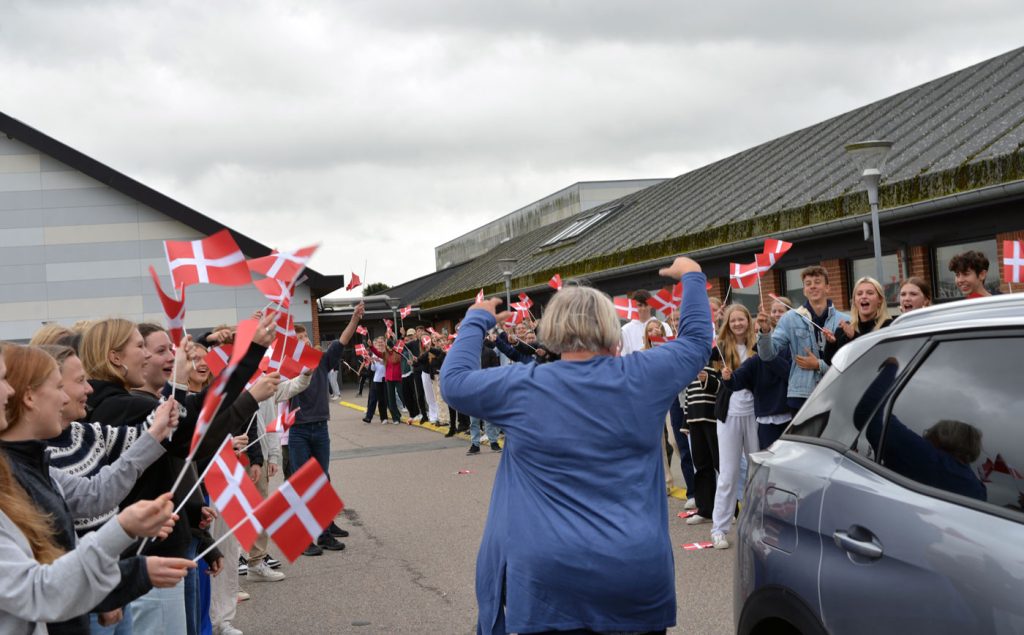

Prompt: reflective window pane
xmin=934 ymin=240 xmax=1000 ymax=299
xmin=850 ymin=254 xmax=901 ymax=306
xmin=783 ymin=269 xmax=806 ymax=307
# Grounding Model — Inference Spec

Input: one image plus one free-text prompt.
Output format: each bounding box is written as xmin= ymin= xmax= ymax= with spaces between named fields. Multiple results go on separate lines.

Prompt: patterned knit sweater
xmin=46 ymin=420 xmax=148 ymax=534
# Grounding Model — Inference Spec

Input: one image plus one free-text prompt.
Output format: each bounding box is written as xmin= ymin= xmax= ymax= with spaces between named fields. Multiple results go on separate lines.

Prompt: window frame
xmin=931 ymin=237 xmax=1000 ymax=302
xmin=849 ymin=327 xmax=1024 ymax=524
xmin=538 ymin=205 xmax=620 ymax=248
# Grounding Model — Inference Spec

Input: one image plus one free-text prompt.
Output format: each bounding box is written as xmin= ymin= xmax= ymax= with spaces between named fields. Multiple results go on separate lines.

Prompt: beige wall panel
xmin=0 ymin=301 xmax=48 ymax=321
xmin=186 ymin=308 xmax=240 ymax=328
xmin=47 ymin=295 xmax=143 ymax=319
xmin=45 ymin=223 xmax=141 ymax=245
xmin=138 ymin=220 xmax=205 ymax=241
xmin=0 ymin=155 xmax=41 ymax=174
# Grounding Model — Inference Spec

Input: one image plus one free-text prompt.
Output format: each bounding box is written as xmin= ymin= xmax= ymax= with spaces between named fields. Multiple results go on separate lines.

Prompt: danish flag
xmin=427 ymin=327 xmax=437 ymax=336
xmin=517 ymin=293 xmax=533 ymax=308
xmin=346 ymin=272 xmax=361 ymax=291
xmin=267 ymin=402 xmax=299 ymax=434
xmin=399 ymin=305 xmax=412 ymax=319
xmin=420 ymin=336 xmax=430 ymax=349
xmin=392 ymin=339 xmax=405 ymax=354
xmin=148 ymin=266 xmax=186 ymax=344
xmin=190 ymin=319 xmax=259 ymax=456
xmin=762 ymin=238 xmax=793 ymax=261
xmin=204 ymin=345 xmax=232 ymax=378
xmin=354 ymin=344 xmax=369 ymax=359
xmin=505 ymin=310 xmax=524 ymax=326
xmin=247 ymin=244 xmax=318 ymax=285
xmin=254 ymin=277 xmax=293 ymax=309
xmin=475 ymin=289 xmax=485 ymax=304
xmin=383 ymin=319 xmax=394 ymax=336
xmin=356 ymin=325 xmax=368 ymax=336
xmin=614 ymin=297 xmax=639 ymax=320
xmin=980 ymin=453 xmax=1024 ymax=481
xmin=272 ymin=335 xmax=323 ymax=379
xmin=647 ymin=289 xmax=675 ymax=313
xmin=164 ymin=229 xmax=251 ymax=288
xmin=729 ymin=261 xmax=762 ymax=289
xmin=549 ymin=274 xmax=563 ymax=291
xmin=269 ymin=312 xmax=295 ymax=354
xmin=1003 ymin=240 xmax=1024 ymax=284
xmin=204 ymin=436 xmax=265 ymax=551
xmin=254 ymin=458 xmax=344 ymax=563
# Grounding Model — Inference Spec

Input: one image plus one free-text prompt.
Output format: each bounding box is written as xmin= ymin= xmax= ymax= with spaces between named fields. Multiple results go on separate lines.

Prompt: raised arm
xmin=338 ymin=302 xmax=365 ymax=346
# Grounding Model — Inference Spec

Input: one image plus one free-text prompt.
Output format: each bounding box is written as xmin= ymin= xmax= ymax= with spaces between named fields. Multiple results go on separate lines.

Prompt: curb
xmin=336 ymin=399 xmax=481 ymax=443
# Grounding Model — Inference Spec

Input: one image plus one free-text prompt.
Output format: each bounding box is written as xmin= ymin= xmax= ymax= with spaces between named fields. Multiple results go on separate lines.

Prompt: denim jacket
xmin=757 ymin=302 xmax=849 ymax=399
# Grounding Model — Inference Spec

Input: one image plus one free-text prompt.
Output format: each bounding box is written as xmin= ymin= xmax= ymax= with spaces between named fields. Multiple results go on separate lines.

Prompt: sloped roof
xmin=421 ymin=46 xmax=1024 ymax=308
xmin=383 ymin=260 xmax=473 ymax=307
xmin=0 ymin=111 xmax=345 ymax=297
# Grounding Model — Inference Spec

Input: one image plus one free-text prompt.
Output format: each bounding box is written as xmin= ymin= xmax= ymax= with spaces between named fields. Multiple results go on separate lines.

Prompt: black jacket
xmin=1 ymin=440 xmax=151 ymax=634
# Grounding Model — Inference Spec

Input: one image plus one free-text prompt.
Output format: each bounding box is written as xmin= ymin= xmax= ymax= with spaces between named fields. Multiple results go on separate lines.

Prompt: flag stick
xmin=1010 ymin=281 xmax=1015 ymax=294
xmin=767 ymin=293 xmax=830 ymax=333
xmin=241 ymin=431 xmax=267 ymax=453
xmin=193 ymin=515 xmax=256 ymax=563
xmin=722 ymin=284 xmax=732 ymax=306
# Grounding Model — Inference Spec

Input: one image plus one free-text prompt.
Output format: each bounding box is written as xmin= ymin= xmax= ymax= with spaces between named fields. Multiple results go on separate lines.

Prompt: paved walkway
xmin=233 ymin=386 xmax=734 ymax=634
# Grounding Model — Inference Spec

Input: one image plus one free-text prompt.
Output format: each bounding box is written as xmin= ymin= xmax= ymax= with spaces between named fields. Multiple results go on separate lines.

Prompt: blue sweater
xmin=441 ymin=272 xmax=712 ymax=635
xmin=722 ymin=349 xmax=791 ymax=419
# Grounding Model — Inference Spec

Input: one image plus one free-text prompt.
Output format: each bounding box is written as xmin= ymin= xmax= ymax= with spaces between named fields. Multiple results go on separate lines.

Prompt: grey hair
xmin=924 ymin=419 xmax=982 ymax=465
xmin=536 ymin=286 xmax=621 ymax=355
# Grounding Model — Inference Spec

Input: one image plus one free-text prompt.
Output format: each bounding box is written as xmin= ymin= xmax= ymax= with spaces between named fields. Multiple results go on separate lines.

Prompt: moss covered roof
xmin=420 ymin=46 xmax=1024 ymax=309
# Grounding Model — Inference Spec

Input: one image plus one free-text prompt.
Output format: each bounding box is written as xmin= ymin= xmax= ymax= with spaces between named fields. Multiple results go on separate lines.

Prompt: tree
xmin=363 ymin=282 xmax=390 ymax=296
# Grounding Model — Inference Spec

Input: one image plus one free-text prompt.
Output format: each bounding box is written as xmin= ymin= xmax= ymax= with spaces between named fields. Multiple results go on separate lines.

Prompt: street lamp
xmin=497 ymin=258 xmax=518 ymax=307
xmin=845 ymin=139 xmax=894 ymax=283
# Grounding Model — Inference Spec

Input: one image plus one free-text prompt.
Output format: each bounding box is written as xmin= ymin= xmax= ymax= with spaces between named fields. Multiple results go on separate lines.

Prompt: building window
xmin=934 ymin=239 xmax=1000 ymax=300
xmin=782 ymin=269 xmax=806 ymax=307
xmin=849 ymin=254 xmax=901 ymax=306
xmin=728 ymin=283 xmax=761 ymax=314
xmin=539 ymin=207 xmax=617 ymax=248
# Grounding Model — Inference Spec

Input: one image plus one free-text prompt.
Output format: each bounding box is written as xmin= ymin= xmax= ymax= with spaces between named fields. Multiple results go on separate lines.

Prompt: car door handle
xmin=833 ymin=528 xmax=883 ymax=560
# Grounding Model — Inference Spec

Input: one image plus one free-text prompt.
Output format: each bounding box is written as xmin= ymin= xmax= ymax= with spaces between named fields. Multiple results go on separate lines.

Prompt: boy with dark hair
xmin=757 ymin=265 xmax=849 ymax=412
xmin=948 ymin=250 xmax=992 ymax=298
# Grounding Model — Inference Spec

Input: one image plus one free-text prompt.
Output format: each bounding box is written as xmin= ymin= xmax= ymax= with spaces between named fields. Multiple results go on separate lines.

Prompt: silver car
xmin=735 ymin=294 xmax=1024 ymax=635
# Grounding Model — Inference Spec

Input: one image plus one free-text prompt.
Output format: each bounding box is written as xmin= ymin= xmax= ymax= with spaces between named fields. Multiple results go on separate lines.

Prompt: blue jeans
xmin=668 ymin=400 xmax=696 ymax=496
xmin=184 ymin=536 xmax=200 ymax=635
xmin=130 ymin=583 xmax=187 ymax=635
xmin=89 ymin=605 xmax=133 ymax=634
xmin=469 ymin=417 xmax=500 ymax=447
xmin=288 ymin=421 xmax=332 ymax=540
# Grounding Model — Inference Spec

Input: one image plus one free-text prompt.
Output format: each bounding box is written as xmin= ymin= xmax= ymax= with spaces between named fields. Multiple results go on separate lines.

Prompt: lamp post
xmin=845 ymin=140 xmax=894 ymax=283
xmin=497 ymin=258 xmax=518 ymax=308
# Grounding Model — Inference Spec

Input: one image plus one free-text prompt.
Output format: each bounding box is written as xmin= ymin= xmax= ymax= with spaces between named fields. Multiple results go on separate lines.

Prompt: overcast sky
xmin=3 ymin=1 xmax=1023 ymax=294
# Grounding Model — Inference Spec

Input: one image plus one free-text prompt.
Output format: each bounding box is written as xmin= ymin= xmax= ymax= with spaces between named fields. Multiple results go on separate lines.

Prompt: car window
xmin=876 ymin=337 xmax=1023 ymax=515
xmin=787 ymin=336 xmax=924 ymax=447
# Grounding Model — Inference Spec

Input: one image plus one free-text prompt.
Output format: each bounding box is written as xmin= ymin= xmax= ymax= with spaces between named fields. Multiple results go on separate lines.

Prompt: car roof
xmin=832 ymin=294 xmax=1024 ymax=371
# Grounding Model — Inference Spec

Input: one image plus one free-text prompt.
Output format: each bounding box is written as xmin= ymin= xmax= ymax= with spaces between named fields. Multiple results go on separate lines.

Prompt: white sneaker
xmin=218 ymin=623 xmax=243 ymax=635
xmin=236 ymin=591 xmax=250 ymax=602
xmin=247 ymin=560 xmax=285 ymax=582
xmin=684 ymin=498 xmax=696 ymax=510
xmin=712 ymin=533 xmax=730 ymax=549
xmin=685 ymin=514 xmax=711 ymax=525
xmin=392 ymin=419 xmax=401 ymax=425
xmin=382 ymin=419 xmax=391 ymax=425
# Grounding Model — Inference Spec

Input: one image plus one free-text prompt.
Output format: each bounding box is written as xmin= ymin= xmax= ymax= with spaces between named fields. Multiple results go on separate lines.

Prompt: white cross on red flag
xmin=549 ymin=274 xmax=563 ymax=291
xmin=399 ymin=305 xmax=412 ymax=319
xmin=190 ymin=319 xmax=260 ymax=456
xmin=254 ymin=457 xmax=344 ymax=563
xmin=647 ymin=289 xmax=674 ymax=314
xmin=420 ymin=336 xmax=430 ymax=349
xmin=1003 ymin=239 xmax=1024 ymax=284
xmin=729 ymin=261 xmax=762 ymax=289
xmin=392 ymin=339 xmax=405 ymax=354
xmin=203 ymin=345 xmax=232 ymax=378
xmin=164 ymin=229 xmax=251 ymax=288
xmin=267 ymin=402 xmax=299 ymax=434
xmin=762 ymin=238 xmax=793 ymax=260
xmin=247 ymin=244 xmax=318 ymax=285
xmin=517 ymin=292 xmax=533 ymax=308
xmin=356 ymin=325 xmax=368 ymax=336
xmin=355 ymin=344 xmax=368 ymax=358
xmin=346 ymin=272 xmax=361 ymax=291
xmin=148 ymin=266 xmax=186 ymax=344
xmin=253 ymin=277 xmax=293 ymax=309
xmin=271 ymin=335 xmax=323 ymax=379
xmin=204 ymin=436 xmax=265 ymax=551
xmin=613 ymin=297 xmax=639 ymax=320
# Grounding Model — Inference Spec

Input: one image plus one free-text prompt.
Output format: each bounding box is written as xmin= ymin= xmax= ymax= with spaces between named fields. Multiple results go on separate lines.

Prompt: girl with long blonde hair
xmin=822 ymin=277 xmax=894 ymax=365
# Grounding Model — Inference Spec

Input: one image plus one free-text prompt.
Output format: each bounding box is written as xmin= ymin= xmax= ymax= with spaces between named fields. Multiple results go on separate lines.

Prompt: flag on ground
xmin=254 ymin=458 xmax=344 ymax=562
xmin=164 ymin=229 xmax=251 ymax=288
xmin=204 ymin=436 xmax=265 ymax=551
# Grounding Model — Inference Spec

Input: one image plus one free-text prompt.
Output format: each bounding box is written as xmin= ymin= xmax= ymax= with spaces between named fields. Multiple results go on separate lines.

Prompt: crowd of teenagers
xmin=0 ymin=303 xmax=366 ymax=635
xmin=0 ymin=246 xmax=999 ymax=635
